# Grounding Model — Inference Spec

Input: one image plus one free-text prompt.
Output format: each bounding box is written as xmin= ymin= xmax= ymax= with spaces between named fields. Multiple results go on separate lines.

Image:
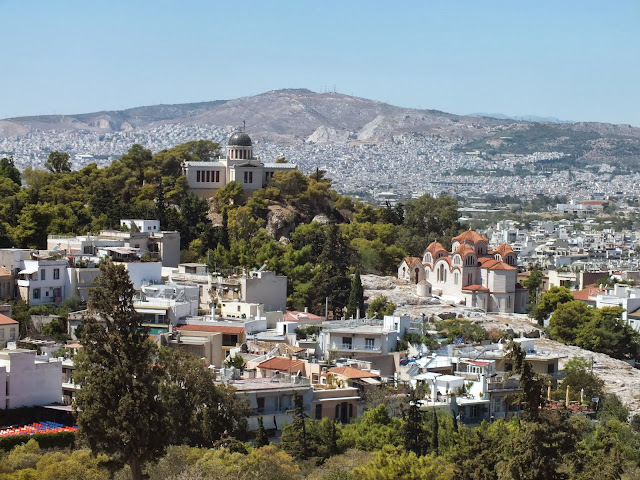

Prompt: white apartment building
xmin=0 ymin=349 xmax=62 ymax=409
xmin=319 ymin=315 xmax=410 ymax=360
xmin=17 ymin=258 xmax=69 ymax=305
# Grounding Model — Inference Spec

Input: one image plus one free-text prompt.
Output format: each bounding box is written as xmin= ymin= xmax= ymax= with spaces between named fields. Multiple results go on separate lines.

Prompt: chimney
xmin=356 ymin=307 xmax=360 ymax=320
xmin=304 ymin=306 xmax=308 ymax=313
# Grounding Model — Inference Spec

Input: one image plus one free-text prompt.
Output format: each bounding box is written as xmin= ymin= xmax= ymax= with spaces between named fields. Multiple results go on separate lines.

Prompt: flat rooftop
xmin=226 ymin=377 xmax=311 ymax=392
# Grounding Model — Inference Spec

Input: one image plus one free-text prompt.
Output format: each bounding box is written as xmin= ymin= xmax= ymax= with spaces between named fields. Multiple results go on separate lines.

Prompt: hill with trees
xmin=0 ymin=140 xmax=464 ymax=316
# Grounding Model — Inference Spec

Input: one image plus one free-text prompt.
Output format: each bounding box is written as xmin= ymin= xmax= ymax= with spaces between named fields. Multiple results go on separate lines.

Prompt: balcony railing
xmin=331 ymin=343 xmax=381 ymax=352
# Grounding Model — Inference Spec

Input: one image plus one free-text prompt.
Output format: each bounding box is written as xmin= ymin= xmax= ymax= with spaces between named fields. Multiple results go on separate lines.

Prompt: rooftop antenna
xmin=243 ymin=120 xmax=246 ymax=132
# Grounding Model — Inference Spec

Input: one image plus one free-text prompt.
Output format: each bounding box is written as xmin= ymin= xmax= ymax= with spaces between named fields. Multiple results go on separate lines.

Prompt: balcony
xmin=330 ymin=343 xmax=381 ymax=352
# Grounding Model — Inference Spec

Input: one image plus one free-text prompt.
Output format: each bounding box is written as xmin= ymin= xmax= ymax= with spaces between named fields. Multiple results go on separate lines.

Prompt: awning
xmin=358 ymin=378 xmax=381 ymax=385
xmin=18 ymin=268 xmax=38 ymax=275
xmin=135 ymin=308 xmax=167 ymax=314
xmin=315 ymin=396 xmax=361 ymax=402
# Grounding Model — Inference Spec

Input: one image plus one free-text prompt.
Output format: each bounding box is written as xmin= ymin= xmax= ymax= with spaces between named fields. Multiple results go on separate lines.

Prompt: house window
xmin=315 ymin=404 xmax=323 ymax=420
xmin=0 ymin=330 xmax=3 ymax=342
xmin=215 ymin=171 xmax=220 ymax=182
xmin=196 ymin=170 xmax=201 ymax=182
xmin=206 ymin=170 xmax=211 ymax=182
xmin=53 ymin=268 xmax=60 ymax=280
xmin=470 ymin=404 xmax=479 ymax=418
xmin=507 ymin=296 xmax=511 ymax=308
xmin=547 ymin=363 xmax=555 ymax=374
xmin=33 ymin=288 xmax=41 ymax=299
xmin=256 ymin=397 xmax=265 ymax=413
xmin=53 ymin=287 xmax=62 ymax=300
xmin=342 ymin=337 xmax=352 ymax=349
xmin=244 ymin=171 xmax=253 ymax=184
xmin=9 ymin=327 xmax=15 ymax=340
xmin=493 ymin=397 xmax=502 ymax=413
xmin=365 ymin=338 xmax=375 ymax=350
xmin=40 ymin=269 xmax=46 ymax=281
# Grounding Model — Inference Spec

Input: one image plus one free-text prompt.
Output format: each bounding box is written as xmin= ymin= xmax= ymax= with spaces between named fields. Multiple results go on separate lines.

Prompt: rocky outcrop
xmin=266 ymin=204 xmax=298 ymax=239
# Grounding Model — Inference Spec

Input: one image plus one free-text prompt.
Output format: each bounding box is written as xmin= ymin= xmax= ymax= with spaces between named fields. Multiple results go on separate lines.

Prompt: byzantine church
xmin=182 ymin=132 xmax=298 ymax=198
xmin=398 ymin=230 xmax=528 ymax=314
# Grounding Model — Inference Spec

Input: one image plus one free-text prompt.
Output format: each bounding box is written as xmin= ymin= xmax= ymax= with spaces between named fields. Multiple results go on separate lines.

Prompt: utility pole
xmin=325 ymin=296 xmax=329 ymax=320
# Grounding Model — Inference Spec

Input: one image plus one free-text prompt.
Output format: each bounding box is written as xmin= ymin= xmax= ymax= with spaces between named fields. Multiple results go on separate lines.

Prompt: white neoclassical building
xmin=398 ymin=230 xmax=528 ymax=313
xmin=182 ymin=132 xmax=298 ymax=198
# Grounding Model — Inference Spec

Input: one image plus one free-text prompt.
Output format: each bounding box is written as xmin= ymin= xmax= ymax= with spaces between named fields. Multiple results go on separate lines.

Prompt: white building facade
xmin=182 ymin=132 xmax=298 ymax=198
xmin=0 ymin=349 xmax=62 ymax=409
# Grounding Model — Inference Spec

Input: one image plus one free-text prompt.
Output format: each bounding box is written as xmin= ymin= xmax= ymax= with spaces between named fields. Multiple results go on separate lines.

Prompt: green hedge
xmin=0 ymin=431 xmax=76 ymax=451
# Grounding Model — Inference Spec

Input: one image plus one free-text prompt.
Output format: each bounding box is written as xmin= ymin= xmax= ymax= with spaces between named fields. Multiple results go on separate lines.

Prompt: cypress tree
xmin=74 ymin=261 xmax=167 ymax=480
xmin=402 ymin=391 xmax=427 ymax=456
xmin=431 ymin=409 xmax=439 ymax=455
xmin=281 ymin=393 xmax=309 ymax=459
xmin=346 ymin=267 xmax=365 ymax=319
xmin=254 ymin=416 xmax=269 ymax=448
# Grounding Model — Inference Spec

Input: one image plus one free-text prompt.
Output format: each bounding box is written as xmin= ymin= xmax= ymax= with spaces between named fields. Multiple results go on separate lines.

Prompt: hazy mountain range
xmin=1 ymin=89 xmax=639 ymax=165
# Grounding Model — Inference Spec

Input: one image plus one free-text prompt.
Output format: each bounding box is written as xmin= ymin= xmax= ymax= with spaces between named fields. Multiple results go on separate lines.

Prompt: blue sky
xmin=1 ymin=1 xmax=639 ymax=125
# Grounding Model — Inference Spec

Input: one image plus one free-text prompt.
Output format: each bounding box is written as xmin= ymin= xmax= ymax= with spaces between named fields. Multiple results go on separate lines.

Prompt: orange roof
xmin=462 ymin=285 xmax=490 ymax=291
xmin=425 ymin=241 xmax=447 ymax=257
xmin=452 ymin=230 xmax=488 ymax=244
xmin=478 ymin=258 xmax=517 ymax=271
xmin=455 ymin=244 xmax=475 ymax=257
xmin=284 ymin=311 xmax=325 ymax=322
xmin=328 ymin=366 xmax=379 ymax=379
xmin=494 ymin=244 xmax=515 ymax=257
xmin=401 ymin=256 xmax=422 ymax=267
xmin=176 ymin=324 xmax=244 ymax=335
xmin=257 ymin=356 xmax=305 ymax=372
xmin=573 ymin=287 xmax=602 ymax=302
xmin=0 ymin=314 xmax=18 ymax=326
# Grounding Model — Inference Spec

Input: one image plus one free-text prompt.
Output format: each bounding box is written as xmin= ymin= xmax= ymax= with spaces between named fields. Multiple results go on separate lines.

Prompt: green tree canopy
xmin=74 ymin=261 xmax=168 ymax=480
xmin=44 ymin=151 xmax=72 ymax=174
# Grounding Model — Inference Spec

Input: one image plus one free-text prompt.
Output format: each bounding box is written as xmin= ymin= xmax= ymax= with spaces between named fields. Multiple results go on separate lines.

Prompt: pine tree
xmin=346 ymin=267 xmax=365 ymax=319
xmin=74 ymin=261 xmax=167 ymax=480
xmin=254 ymin=416 xmax=269 ymax=448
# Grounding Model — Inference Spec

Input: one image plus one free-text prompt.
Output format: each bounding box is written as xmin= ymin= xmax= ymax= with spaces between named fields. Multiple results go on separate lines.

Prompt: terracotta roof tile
xmin=452 ymin=230 xmax=489 ymax=244
xmin=494 ymin=244 xmax=515 ymax=257
xmin=176 ymin=324 xmax=245 ymax=334
xmin=425 ymin=242 xmax=447 ymax=257
xmin=283 ymin=311 xmax=325 ymax=322
xmin=328 ymin=366 xmax=379 ymax=379
xmin=0 ymin=314 xmax=18 ymax=326
xmin=455 ymin=244 xmax=476 ymax=257
xmin=573 ymin=287 xmax=603 ymax=302
xmin=478 ymin=258 xmax=517 ymax=271
xmin=462 ymin=285 xmax=490 ymax=291
xmin=257 ymin=356 xmax=305 ymax=372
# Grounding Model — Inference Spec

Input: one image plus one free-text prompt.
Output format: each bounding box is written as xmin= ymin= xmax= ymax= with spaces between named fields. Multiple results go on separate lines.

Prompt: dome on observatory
xmin=228 ymin=132 xmax=252 ymax=147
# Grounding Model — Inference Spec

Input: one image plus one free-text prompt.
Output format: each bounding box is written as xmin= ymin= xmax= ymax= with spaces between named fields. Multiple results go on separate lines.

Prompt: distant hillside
xmin=3 ymin=88 xmax=640 ymax=167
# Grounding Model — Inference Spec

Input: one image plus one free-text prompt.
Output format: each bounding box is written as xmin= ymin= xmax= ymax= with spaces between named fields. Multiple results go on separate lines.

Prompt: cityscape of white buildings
xmin=2 ymin=124 xmax=639 ymax=202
